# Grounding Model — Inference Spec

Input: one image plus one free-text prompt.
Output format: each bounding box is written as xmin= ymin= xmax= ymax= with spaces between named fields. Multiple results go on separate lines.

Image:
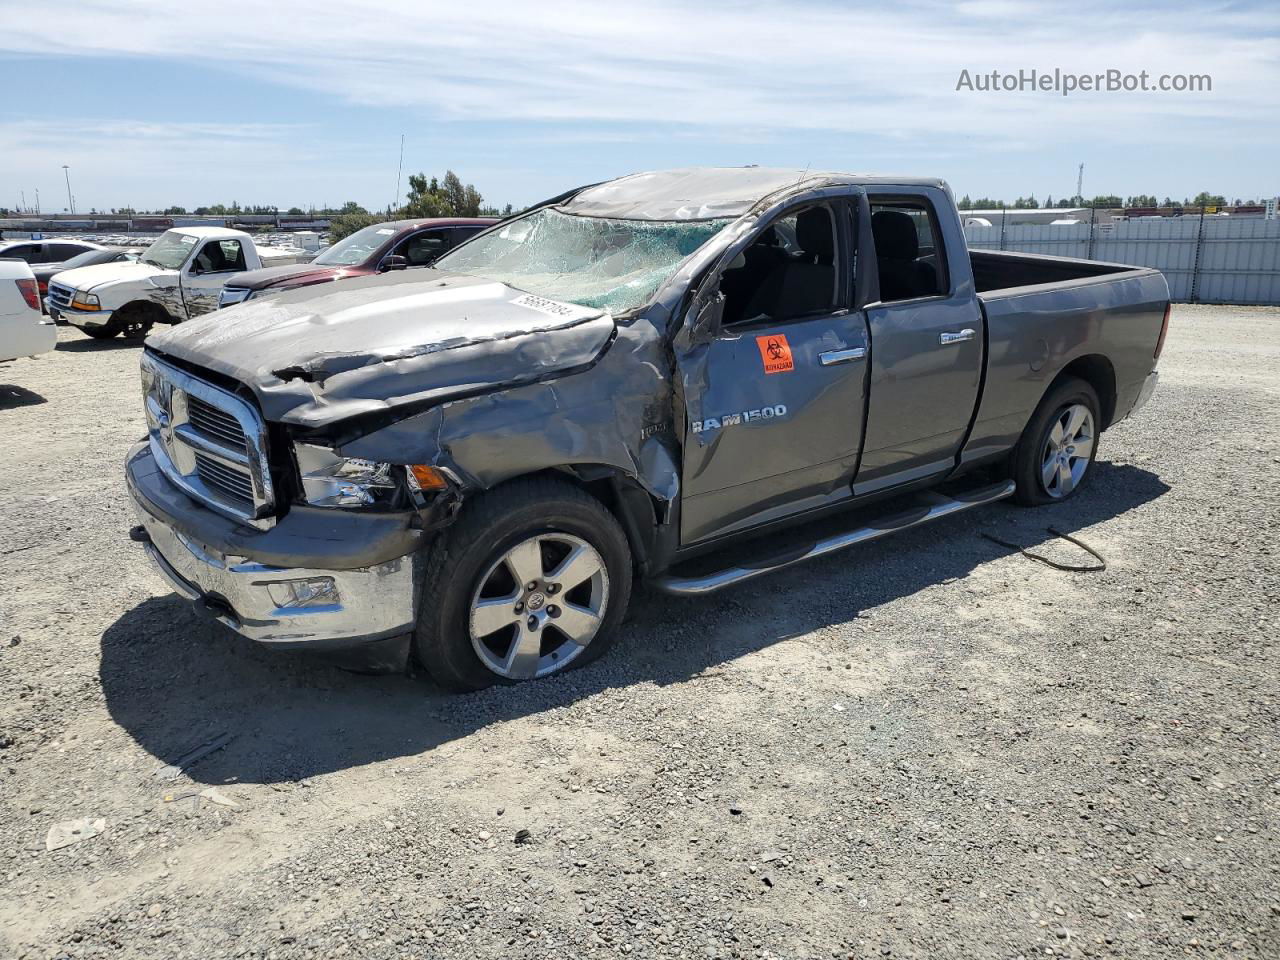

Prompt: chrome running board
xmin=653 ymin=479 xmax=1016 ymax=596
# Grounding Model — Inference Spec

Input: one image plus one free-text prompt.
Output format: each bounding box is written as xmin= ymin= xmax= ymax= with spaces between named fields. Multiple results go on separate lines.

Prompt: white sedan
xmin=0 ymin=258 xmax=57 ymax=362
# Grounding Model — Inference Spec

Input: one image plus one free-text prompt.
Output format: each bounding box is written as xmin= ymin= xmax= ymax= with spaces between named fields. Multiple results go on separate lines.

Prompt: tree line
xmin=956 ymin=191 xmax=1246 ymax=211
xmin=4 ymin=180 xmax=1260 ymax=223
xmin=325 ymin=171 xmax=518 ymax=241
xmin=0 ymin=169 xmax=515 ymax=232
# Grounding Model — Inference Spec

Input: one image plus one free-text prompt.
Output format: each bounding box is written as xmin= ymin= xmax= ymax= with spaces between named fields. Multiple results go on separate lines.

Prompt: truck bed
xmin=970 ymin=248 xmax=1134 ymax=294
xmin=961 ymin=249 xmax=1169 ymax=469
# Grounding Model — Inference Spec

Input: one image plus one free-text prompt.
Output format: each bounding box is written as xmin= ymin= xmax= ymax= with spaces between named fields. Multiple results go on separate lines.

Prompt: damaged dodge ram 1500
xmin=126 ymin=167 xmax=1168 ymax=690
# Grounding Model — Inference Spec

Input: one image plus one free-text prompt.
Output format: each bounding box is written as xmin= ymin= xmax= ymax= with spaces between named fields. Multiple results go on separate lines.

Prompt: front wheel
xmin=1012 ymin=377 xmax=1101 ymax=506
xmin=413 ymin=477 xmax=633 ymax=691
xmin=78 ymin=310 xmax=154 ymax=340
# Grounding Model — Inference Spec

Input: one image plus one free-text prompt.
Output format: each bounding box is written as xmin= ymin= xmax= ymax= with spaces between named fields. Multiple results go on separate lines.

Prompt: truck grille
xmin=48 ymin=282 xmax=75 ymax=311
xmin=187 ymin=395 xmax=248 ymax=448
xmin=192 ymin=451 xmax=257 ymax=503
xmin=140 ymin=353 xmax=275 ymax=528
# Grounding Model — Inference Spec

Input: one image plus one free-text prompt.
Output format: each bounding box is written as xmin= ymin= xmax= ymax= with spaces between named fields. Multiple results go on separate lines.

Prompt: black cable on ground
xmin=981 ymin=527 xmax=1107 ymax=572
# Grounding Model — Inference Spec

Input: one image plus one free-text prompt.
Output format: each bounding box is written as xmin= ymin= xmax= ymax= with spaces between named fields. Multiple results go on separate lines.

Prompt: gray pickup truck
xmin=126 ymin=167 xmax=1168 ymax=690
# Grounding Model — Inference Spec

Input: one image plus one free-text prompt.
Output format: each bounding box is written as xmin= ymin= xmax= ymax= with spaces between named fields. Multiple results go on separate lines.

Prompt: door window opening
xmin=720 ymin=205 xmax=837 ymax=326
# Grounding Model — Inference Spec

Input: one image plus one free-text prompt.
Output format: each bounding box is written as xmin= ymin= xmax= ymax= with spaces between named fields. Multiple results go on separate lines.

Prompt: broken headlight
xmin=295 ymin=443 xmax=399 ymax=508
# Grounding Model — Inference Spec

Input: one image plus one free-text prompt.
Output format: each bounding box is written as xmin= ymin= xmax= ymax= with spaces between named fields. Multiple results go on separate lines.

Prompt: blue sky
xmin=2 ymin=0 xmax=1277 ymax=213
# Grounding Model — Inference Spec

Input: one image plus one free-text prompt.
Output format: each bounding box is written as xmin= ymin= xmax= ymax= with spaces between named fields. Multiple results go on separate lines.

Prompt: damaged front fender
xmin=337 ymin=317 xmax=682 ymax=509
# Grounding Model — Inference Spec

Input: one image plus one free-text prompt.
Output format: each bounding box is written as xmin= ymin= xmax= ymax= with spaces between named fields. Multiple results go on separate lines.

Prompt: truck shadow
xmin=0 ymin=384 xmax=47 ymax=409
xmin=98 ymin=461 xmax=1169 ymax=786
xmin=56 ymin=335 xmax=144 ymax=352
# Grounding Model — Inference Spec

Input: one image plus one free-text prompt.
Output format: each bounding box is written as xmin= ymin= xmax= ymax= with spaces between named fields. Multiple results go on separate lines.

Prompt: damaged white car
xmin=48 ymin=227 xmax=307 ymax=339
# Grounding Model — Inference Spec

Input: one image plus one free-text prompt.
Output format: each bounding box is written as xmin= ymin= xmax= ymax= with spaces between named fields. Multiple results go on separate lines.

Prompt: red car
xmin=216 ymin=217 xmax=498 ymax=308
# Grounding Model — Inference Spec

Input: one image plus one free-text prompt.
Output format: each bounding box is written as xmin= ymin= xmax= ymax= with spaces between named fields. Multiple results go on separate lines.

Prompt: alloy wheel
xmin=1040 ymin=402 xmax=1095 ymax=498
xmin=468 ymin=533 xmax=610 ymax=680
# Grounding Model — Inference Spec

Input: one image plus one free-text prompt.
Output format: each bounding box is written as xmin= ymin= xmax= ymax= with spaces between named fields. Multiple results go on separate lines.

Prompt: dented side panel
xmin=340 ymin=318 xmax=682 ymax=503
xmin=675 ymin=313 xmax=870 ymax=543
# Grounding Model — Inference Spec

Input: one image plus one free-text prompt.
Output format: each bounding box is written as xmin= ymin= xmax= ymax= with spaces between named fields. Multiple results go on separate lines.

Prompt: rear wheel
xmin=413 ymin=477 xmax=633 ymax=691
xmin=82 ymin=325 xmax=120 ymax=340
xmin=1012 ymin=377 xmax=1101 ymax=506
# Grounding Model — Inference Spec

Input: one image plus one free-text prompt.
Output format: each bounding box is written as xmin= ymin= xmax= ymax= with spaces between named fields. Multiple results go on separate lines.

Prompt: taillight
xmin=15 ymin=278 xmax=39 ymax=311
xmin=1154 ymin=302 xmax=1171 ymax=360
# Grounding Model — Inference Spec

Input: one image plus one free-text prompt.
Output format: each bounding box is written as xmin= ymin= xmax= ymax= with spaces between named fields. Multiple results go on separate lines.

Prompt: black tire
xmin=413 ymin=476 xmax=633 ymax=692
xmin=77 ymin=306 xmax=154 ymax=341
xmin=113 ymin=305 xmax=156 ymax=339
xmin=1012 ymin=376 xmax=1101 ymax=506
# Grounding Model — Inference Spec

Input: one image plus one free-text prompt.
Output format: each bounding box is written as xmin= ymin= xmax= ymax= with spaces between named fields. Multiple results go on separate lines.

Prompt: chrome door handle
xmin=818 ymin=347 xmax=866 ymax=366
xmin=939 ymin=328 xmax=976 ymax=345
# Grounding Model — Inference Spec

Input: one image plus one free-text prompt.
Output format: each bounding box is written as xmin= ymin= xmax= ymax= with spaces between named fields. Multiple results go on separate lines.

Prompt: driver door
xmin=676 ymin=196 xmax=870 ymax=544
xmin=181 ymin=238 xmax=247 ymax=318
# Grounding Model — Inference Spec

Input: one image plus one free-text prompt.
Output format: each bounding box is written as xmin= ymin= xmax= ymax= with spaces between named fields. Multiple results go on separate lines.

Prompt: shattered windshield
xmin=314 ymin=223 xmax=395 ymax=266
xmin=140 ymin=232 xmax=198 ymax=270
xmin=433 ymin=208 xmax=730 ymax=313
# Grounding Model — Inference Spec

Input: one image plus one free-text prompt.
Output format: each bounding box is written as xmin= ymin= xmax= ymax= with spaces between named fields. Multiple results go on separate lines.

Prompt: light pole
xmin=62 ymin=165 xmax=74 ymax=214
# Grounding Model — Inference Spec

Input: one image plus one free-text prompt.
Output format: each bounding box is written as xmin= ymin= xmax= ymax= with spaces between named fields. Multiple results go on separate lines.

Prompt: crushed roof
xmin=559 ymin=166 xmax=946 ymax=221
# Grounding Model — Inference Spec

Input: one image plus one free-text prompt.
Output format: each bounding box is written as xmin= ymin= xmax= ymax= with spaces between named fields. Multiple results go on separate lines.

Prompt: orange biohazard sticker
xmin=755 ymin=333 xmax=795 ymax=374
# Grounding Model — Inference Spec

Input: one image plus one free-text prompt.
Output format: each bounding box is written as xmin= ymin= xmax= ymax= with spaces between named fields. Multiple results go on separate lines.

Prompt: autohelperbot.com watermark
xmin=955 ymin=68 xmax=1212 ymax=96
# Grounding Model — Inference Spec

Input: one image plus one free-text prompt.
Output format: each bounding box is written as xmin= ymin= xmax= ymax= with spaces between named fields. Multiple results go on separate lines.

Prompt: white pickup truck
xmin=46 ymin=227 xmax=308 ymax=339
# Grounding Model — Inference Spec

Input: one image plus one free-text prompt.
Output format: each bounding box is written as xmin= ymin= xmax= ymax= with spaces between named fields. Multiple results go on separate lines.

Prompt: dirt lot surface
xmin=1 ymin=306 xmax=1277 ymax=960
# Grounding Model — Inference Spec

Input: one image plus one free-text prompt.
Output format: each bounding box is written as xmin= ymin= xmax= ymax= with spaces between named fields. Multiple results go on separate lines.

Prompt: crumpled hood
xmin=146 ymin=269 xmax=616 ymax=430
xmin=54 ymin=260 xmax=169 ymax=291
xmin=226 ymin=262 xmax=343 ymax=291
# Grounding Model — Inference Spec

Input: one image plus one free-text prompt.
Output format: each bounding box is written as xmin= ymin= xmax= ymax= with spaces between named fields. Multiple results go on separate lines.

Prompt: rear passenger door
xmin=854 ymin=189 xmax=985 ymax=495
xmin=677 ymin=196 xmax=870 ymax=544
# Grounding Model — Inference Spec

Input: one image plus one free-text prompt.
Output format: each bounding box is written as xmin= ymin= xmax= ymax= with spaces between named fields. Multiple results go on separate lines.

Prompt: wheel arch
xmin=507 ymin=465 xmax=666 ymax=576
xmin=1051 ymin=354 xmax=1117 ymax=429
xmin=117 ymin=299 xmax=174 ymax=324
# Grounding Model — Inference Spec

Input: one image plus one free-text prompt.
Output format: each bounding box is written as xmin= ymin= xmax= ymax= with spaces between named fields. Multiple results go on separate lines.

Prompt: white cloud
xmin=1 ymin=1 xmax=1275 ymax=206
xmin=2 ymin=0 xmax=1275 ymax=141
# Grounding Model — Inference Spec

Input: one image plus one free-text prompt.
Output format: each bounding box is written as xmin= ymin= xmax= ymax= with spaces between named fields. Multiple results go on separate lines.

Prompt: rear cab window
xmin=868 ymin=196 xmax=950 ymax=302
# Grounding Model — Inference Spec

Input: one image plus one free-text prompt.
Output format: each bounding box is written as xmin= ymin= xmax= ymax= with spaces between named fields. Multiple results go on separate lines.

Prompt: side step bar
xmin=652 ymin=479 xmax=1016 ymax=596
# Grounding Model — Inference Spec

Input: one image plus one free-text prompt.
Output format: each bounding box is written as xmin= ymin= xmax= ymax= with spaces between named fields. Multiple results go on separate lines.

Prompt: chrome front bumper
xmin=133 ymin=507 xmax=419 ymax=648
xmin=45 ymin=298 xmax=114 ymax=327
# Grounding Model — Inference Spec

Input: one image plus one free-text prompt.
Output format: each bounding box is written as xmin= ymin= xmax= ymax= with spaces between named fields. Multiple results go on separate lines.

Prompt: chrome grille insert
xmin=140 ymin=353 xmax=274 ymax=529
xmin=192 ymin=452 xmax=256 ymax=504
xmin=48 ymin=282 xmax=75 ymax=311
xmin=187 ymin=394 xmax=248 ymax=448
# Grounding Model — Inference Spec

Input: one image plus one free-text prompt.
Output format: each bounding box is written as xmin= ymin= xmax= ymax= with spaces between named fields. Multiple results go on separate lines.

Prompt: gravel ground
xmin=1 ymin=306 xmax=1277 ymax=960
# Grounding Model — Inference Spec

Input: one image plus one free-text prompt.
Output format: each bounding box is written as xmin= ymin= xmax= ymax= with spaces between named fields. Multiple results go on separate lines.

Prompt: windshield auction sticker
xmin=513 ymin=293 xmax=579 ymax=318
xmin=755 ymin=333 xmax=794 ymax=374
